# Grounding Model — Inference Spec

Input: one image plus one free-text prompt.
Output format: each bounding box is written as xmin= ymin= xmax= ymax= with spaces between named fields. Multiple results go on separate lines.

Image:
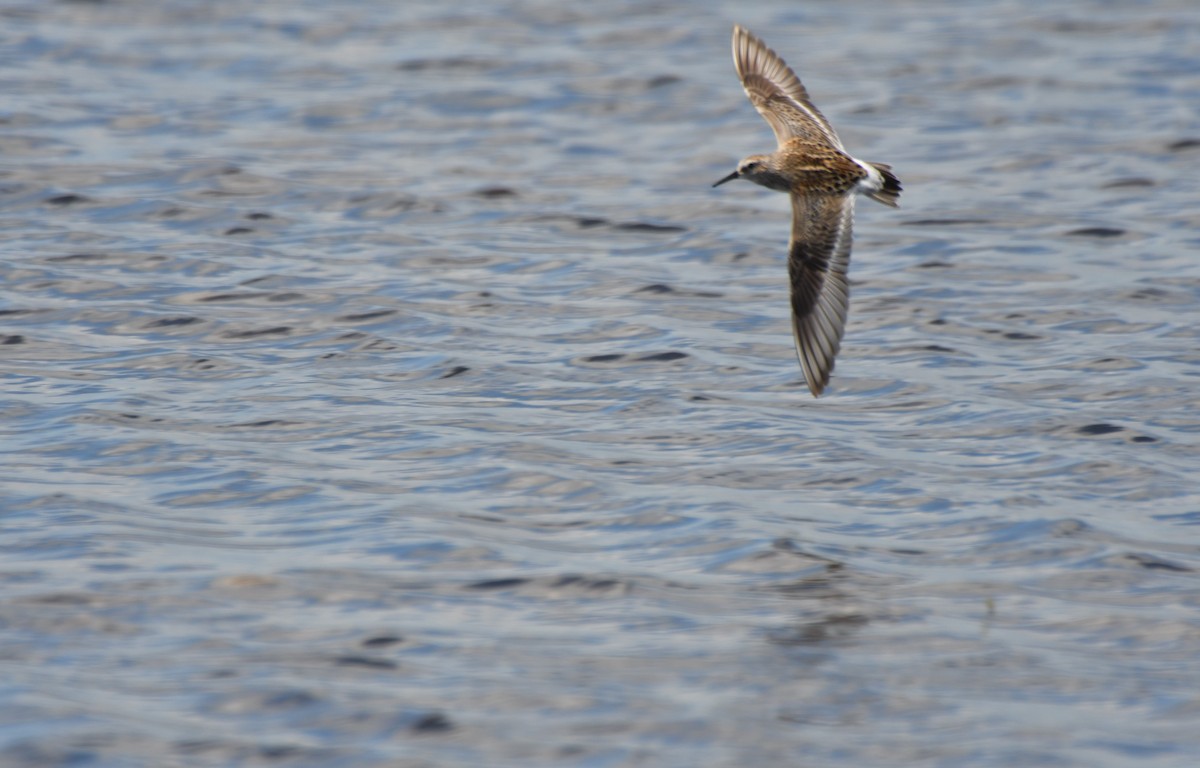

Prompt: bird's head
xmin=712 ymin=154 xmax=789 ymax=192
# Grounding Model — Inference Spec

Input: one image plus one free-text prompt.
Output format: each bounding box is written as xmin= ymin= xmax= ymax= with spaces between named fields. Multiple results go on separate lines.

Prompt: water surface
xmin=2 ymin=1 xmax=1199 ymax=766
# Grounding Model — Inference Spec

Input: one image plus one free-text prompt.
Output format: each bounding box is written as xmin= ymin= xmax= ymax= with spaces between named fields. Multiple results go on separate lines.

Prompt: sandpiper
xmin=713 ymin=25 xmax=900 ymax=397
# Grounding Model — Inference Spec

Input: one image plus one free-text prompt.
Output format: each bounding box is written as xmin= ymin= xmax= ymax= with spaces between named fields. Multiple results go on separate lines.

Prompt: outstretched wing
xmin=788 ymin=191 xmax=855 ymax=396
xmin=732 ymin=25 xmax=843 ymax=150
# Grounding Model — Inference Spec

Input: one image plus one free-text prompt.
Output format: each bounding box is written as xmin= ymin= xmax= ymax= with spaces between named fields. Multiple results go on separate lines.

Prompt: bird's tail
xmin=865 ymin=162 xmax=901 ymax=208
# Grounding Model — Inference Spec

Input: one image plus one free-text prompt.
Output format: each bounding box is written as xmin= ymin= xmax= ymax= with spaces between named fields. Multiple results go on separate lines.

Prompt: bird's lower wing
xmin=789 ymin=193 xmax=855 ymax=397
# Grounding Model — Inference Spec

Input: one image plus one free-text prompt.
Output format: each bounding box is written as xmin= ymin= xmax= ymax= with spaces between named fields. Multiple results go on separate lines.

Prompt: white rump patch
xmin=852 ymin=158 xmax=884 ymax=193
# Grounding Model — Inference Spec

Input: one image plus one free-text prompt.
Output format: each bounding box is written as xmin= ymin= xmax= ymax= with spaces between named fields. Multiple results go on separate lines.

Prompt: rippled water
xmin=2 ymin=0 xmax=1199 ymax=765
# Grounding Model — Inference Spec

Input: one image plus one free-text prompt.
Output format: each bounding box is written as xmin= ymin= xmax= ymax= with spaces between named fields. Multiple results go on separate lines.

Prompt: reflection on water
xmin=2 ymin=0 xmax=1199 ymax=765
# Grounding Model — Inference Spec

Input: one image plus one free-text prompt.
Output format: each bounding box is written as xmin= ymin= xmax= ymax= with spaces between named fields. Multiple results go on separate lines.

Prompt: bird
xmin=713 ymin=25 xmax=900 ymax=397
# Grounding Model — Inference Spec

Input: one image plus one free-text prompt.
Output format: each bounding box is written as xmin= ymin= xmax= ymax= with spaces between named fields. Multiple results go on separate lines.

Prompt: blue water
xmin=2 ymin=1 xmax=1199 ymax=766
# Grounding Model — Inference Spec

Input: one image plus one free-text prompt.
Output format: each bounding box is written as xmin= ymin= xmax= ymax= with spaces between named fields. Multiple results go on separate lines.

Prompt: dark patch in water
xmin=45 ymin=193 xmax=90 ymax=206
xmin=1127 ymin=288 xmax=1168 ymax=301
xmin=552 ymin=575 xmax=621 ymax=591
xmin=767 ymin=613 xmax=869 ymax=646
xmin=32 ymin=593 xmax=92 ymax=605
xmin=440 ymin=365 xmax=469 ymax=379
xmin=412 ymin=712 xmax=454 ymax=733
xmin=634 ymin=283 xmax=719 ymax=298
xmin=474 ymin=186 xmax=517 ymax=198
xmin=361 ymin=635 xmax=403 ymax=648
xmin=397 ymin=57 xmax=498 ymax=72
xmin=1101 ymin=178 xmax=1155 ymax=188
xmin=646 ymin=74 xmax=681 ymax=88
xmin=572 ymin=216 xmax=683 ymax=233
xmin=901 ymin=218 xmax=989 ymax=226
xmin=339 ymin=309 xmax=397 ymax=321
xmin=613 ymin=222 xmax=685 ymax=233
xmin=636 ymin=284 xmax=675 ymax=294
xmin=1078 ymin=423 xmax=1123 ymax=436
xmin=2 ymin=334 xmax=25 ymax=344
xmin=48 ymin=253 xmax=105 ymax=262
xmin=224 ymin=227 xmax=254 ymax=235
xmin=246 ymin=212 xmax=273 ymax=219
xmin=467 ymin=577 xmax=528 ymax=590
xmin=1066 ymin=227 xmax=1124 ymax=237
xmin=333 ymin=655 xmax=398 ymax=670
xmin=1120 ymin=553 xmax=1191 ymax=572
xmin=637 ymin=351 xmax=688 ymax=362
xmin=583 ymin=353 xmax=624 ymax=363
xmin=1167 ymin=138 xmax=1200 ymax=151
xmin=223 ymin=326 xmax=292 ymax=338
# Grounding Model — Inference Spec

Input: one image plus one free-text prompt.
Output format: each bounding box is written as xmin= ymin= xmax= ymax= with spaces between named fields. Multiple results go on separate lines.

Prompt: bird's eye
xmin=743 ymin=162 xmax=759 ymax=172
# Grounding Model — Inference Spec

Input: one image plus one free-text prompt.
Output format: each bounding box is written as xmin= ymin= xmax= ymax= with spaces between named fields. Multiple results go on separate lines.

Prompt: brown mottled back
xmin=776 ymin=138 xmax=869 ymax=196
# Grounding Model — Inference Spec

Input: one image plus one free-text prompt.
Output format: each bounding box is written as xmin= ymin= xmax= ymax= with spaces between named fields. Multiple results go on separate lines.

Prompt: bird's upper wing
xmin=788 ymin=191 xmax=855 ymax=396
xmin=732 ymin=25 xmax=843 ymax=150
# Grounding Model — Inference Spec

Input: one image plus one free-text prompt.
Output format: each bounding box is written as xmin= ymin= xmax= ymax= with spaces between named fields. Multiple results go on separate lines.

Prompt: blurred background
xmin=1 ymin=1 xmax=1198 ymax=766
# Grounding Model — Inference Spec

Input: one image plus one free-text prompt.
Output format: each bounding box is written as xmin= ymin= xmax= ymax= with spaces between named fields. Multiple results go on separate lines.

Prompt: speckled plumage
xmin=713 ymin=25 xmax=901 ymax=397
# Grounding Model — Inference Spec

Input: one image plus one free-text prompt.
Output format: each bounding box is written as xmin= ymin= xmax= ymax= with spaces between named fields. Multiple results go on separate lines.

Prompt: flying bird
xmin=713 ymin=25 xmax=901 ymax=397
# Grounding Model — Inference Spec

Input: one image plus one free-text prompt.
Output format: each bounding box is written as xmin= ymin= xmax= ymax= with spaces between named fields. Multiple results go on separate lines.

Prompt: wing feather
xmin=788 ymin=192 xmax=855 ymax=396
xmin=733 ymin=25 xmax=843 ymax=149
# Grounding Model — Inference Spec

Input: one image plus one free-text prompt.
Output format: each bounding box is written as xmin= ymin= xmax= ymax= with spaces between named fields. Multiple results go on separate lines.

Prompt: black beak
xmin=712 ymin=170 xmax=740 ymax=188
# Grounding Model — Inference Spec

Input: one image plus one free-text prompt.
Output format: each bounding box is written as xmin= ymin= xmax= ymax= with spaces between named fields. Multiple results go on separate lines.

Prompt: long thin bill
xmin=712 ymin=170 xmax=740 ymax=187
